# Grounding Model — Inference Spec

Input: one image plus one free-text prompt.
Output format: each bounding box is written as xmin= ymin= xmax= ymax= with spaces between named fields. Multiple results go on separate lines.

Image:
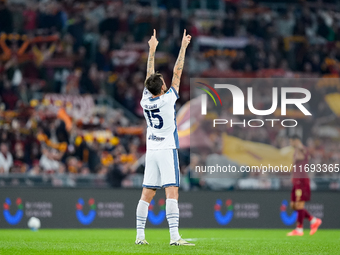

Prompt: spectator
xmin=0 ymin=1 xmax=13 ymax=33
xmin=66 ymin=156 xmax=79 ymax=174
xmin=0 ymin=143 xmax=13 ymax=174
xmin=23 ymin=1 xmax=37 ymax=32
xmin=0 ymin=79 xmax=19 ymax=110
xmin=68 ymin=14 xmax=85 ymax=51
xmin=276 ymin=10 xmax=295 ymax=37
xmin=28 ymin=160 xmax=41 ymax=176
xmin=39 ymin=148 xmax=60 ymax=173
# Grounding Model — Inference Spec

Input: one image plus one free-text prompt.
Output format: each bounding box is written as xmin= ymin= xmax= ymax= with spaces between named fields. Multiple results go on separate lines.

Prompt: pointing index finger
xmin=183 ymin=29 xmax=186 ymax=37
xmin=153 ymin=29 xmax=156 ymax=37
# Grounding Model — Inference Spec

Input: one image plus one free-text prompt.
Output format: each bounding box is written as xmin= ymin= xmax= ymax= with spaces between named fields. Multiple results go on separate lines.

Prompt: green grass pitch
xmin=0 ymin=229 xmax=339 ymax=254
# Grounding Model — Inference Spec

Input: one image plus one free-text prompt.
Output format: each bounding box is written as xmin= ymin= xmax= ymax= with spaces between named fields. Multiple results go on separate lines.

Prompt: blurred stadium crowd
xmin=0 ymin=0 xmax=339 ymax=188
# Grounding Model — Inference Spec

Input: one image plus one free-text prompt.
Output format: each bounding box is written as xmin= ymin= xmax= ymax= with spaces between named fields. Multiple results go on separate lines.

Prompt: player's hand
xmin=181 ymin=29 xmax=191 ymax=48
xmin=148 ymin=29 xmax=158 ymax=50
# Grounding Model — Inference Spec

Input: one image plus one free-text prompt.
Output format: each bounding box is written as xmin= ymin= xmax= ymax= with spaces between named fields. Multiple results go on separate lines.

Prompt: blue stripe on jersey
xmin=173 ymin=104 xmax=180 ymax=148
xmin=173 ymin=128 xmax=179 ymax=148
xmin=173 ymin=149 xmax=180 ymax=186
xmin=171 ymin=87 xmax=180 ymax=99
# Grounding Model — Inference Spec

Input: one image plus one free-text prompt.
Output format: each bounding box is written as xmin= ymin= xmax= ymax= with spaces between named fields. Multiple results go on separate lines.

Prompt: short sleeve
xmin=164 ymin=86 xmax=179 ymax=104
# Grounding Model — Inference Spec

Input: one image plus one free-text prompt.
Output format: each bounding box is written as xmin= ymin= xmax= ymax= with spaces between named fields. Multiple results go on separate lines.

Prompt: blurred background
xmin=0 ymin=0 xmax=339 ymax=191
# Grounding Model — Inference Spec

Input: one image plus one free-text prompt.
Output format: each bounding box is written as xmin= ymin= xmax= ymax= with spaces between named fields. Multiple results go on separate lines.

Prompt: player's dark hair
xmin=289 ymin=134 xmax=301 ymax=140
xmin=145 ymin=72 xmax=163 ymax=96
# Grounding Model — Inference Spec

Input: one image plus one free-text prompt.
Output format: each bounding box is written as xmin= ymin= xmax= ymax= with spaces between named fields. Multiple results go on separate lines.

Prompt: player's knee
xmin=165 ymin=187 xmax=179 ymax=200
xmin=295 ymin=201 xmax=305 ymax=210
xmin=141 ymin=188 xmax=156 ymax=203
xmin=290 ymin=202 xmax=295 ymax=210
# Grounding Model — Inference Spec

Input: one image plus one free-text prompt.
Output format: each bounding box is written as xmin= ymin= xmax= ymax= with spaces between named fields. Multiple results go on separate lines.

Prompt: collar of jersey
xmin=149 ymin=95 xmax=161 ymax=101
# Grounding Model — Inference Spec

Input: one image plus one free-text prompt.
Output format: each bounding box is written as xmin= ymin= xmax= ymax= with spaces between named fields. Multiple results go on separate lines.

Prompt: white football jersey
xmin=140 ymin=86 xmax=180 ymax=150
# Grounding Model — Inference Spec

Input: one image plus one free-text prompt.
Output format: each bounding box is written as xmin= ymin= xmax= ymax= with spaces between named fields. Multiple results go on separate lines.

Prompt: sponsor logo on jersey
xmin=148 ymin=134 xmax=165 ymax=141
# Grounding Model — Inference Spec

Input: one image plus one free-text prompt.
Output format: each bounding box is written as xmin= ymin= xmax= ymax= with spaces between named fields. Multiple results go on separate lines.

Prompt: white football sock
xmin=136 ymin=200 xmax=149 ymax=240
xmin=296 ymin=227 xmax=303 ymax=232
xmin=166 ymin=198 xmax=181 ymax=241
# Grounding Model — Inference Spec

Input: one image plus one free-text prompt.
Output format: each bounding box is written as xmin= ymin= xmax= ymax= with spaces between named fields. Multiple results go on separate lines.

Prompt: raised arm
xmin=171 ymin=29 xmax=191 ymax=93
xmin=145 ymin=29 xmax=158 ymax=82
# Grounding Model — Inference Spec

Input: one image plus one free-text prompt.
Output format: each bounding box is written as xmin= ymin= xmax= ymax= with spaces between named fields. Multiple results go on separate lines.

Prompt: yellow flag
xmin=325 ymin=93 xmax=340 ymax=116
xmin=222 ymin=134 xmax=294 ymax=167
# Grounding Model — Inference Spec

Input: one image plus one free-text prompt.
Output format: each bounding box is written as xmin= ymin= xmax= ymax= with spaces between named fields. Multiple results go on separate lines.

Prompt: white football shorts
xmin=142 ymin=149 xmax=180 ymax=188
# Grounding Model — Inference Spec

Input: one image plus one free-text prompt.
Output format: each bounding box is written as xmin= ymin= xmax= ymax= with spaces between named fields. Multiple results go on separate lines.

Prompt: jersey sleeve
xmin=164 ymin=86 xmax=179 ymax=104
